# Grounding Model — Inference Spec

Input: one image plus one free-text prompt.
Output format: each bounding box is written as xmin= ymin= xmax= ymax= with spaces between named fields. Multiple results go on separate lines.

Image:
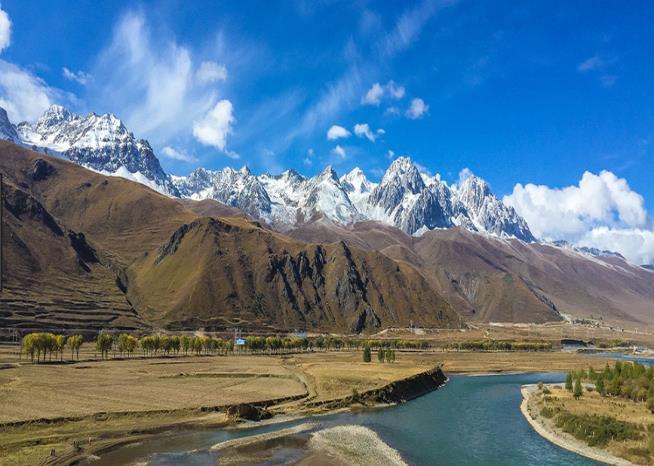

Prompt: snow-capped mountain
xmin=455 ymin=175 xmax=535 ymax=242
xmin=0 ymin=104 xmax=535 ymax=241
xmin=171 ymin=156 xmax=536 ymax=241
xmin=173 ymin=166 xmax=273 ymax=221
xmin=2 ymin=105 xmax=178 ymax=195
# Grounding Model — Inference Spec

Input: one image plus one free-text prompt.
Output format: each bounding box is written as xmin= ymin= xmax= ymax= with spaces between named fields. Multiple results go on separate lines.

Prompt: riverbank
xmin=0 ymin=348 xmax=613 ymax=465
xmin=520 ymin=384 xmax=635 ymax=466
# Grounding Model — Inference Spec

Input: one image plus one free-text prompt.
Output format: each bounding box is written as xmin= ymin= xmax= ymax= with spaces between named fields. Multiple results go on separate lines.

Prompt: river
xmin=93 ymin=372 xmax=604 ymax=465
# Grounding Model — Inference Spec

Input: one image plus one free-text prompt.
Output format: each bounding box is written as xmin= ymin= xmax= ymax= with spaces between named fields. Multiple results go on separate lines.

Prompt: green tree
xmin=573 ymin=378 xmax=583 ymax=399
xmin=363 ymin=345 xmax=371 ymax=363
xmin=55 ymin=335 xmax=66 ymax=361
xmin=377 ymin=348 xmax=385 ymax=363
xmin=596 ymin=377 xmax=605 ymax=396
xmin=565 ymin=372 xmax=573 ymax=391
xmin=96 ymin=333 xmax=113 ymax=359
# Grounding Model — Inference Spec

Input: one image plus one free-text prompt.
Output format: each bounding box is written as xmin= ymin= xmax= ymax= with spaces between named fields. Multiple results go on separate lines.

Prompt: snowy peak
xmin=380 ymin=156 xmax=425 ymax=194
xmin=453 ymin=174 xmax=534 ymax=242
xmin=341 ymin=167 xmax=373 ymax=194
xmin=457 ymin=175 xmax=491 ymax=211
xmin=1 ymin=104 xmax=178 ymax=196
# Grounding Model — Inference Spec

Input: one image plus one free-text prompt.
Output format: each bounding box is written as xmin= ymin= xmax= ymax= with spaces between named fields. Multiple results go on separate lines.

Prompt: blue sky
xmin=0 ymin=1 xmax=653 ymax=262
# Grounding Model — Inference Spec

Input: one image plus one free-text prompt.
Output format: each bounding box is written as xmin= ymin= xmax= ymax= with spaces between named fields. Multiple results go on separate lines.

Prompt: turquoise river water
xmin=93 ymin=372 xmax=606 ymax=465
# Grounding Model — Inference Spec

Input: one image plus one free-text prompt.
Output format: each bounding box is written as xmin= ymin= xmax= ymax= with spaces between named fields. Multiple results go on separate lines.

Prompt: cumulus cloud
xmin=90 ymin=11 xmax=229 ymax=146
xmin=0 ymin=5 xmax=10 ymax=53
xmin=406 ymin=97 xmax=428 ymax=119
xmin=353 ymin=122 xmax=381 ymax=142
xmin=193 ymin=99 xmax=235 ymax=152
xmin=504 ymin=170 xmax=654 ymax=264
xmin=578 ymin=227 xmax=654 ymax=266
xmin=326 ymin=124 xmax=351 ymax=140
xmin=332 ymin=144 xmax=346 ymax=158
xmin=361 ymin=80 xmax=405 ymax=106
xmin=62 ymin=67 xmax=91 ymax=85
xmin=196 ymin=61 xmax=227 ymax=84
xmin=0 ymin=7 xmax=75 ymax=123
xmin=161 ymin=146 xmax=197 ymax=163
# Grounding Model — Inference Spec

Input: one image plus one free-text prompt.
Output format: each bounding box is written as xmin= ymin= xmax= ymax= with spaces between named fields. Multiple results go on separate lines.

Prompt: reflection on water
xmin=94 ymin=372 xmax=603 ymax=466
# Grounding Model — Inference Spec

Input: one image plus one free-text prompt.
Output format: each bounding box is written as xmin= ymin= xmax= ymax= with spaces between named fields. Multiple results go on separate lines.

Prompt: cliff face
xmin=127 ymin=217 xmax=462 ymax=333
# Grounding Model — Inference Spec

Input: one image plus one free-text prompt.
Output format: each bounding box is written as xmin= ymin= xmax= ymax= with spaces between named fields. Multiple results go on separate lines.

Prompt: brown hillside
xmin=127 ymin=217 xmax=462 ymax=333
xmin=288 ymin=220 xmax=654 ymax=324
xmin=0 ymin=141 xmax=462 ymax=333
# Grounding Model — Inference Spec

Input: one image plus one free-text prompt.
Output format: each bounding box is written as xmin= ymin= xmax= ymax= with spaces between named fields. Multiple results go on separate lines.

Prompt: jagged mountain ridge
xmin=2 ymin=105 xmax=178 ymax=195
xmin=173 ymin=157 xmax=535 ymax=241
xmin=0 ymin=104 xmax=533 ymax=241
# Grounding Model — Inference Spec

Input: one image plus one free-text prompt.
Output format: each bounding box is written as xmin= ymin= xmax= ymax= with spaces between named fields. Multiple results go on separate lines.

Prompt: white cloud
xmin=577 ymin=55 xmax=604 ymax=73
xmin=196 ymin=61 xmax=227 ymax=84
xmin=387 ymin=149 xmax=395 ymax=159
xmin=504 ymin=170 xmax=654 ymax=264
xmin=332 ymin=144 xmax=346 ymax=159
xmin=90 ymin=11 xmax=224 ymax=145
xmin=0 ymin=60 xmax=72 ymax=122
xmin=361 ymin=80 xmax=405 ymax=106
xmin=326 ymin=124 xmax=351 ymax=140
xmin=0 ymin=5 xmax=10 ymax=53
xmin=406 ymin=97 xmax=428 ymax=119
xmin=62 ymin=67 xmax=91 ymax=85
xmin=354 ymin=123 xmax=375 ymax=142
xmin=578 ymin=227 xmax=654 ymax=265
xmin=386 ymin=80 xmax=405 ymax=99
xmin=161 ymin=146 xmax=197 ymax=163
xmin=192 ymin=99 xmax=235 ymax=151
xmin=361 ymin=82 xmax=383 ymax=105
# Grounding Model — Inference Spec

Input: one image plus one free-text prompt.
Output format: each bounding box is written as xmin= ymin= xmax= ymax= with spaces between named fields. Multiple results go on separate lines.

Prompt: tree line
xmin=448 ymin=339 xmax=553 ymax=351
xmin=19 ymin=331 xmax=471 ymax=363
xmin=569 ymin=360 xmax=654 ymax=410
xmin=21 ymin=333 xmax=83 ymax=363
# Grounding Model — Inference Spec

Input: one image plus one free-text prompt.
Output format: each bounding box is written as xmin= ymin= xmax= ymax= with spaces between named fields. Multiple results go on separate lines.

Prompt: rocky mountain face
xmin=173 ymin=156 xmax=536 ymax=241
xmin=0 ymin=105 xmax=533 ymax=241
xmin=288 ymin=220 xmax=654 ymax=325
xmin=0 ymin=107 xmax=20 ymax=142
xmin=1 ymin=105 xmax=178 ymax=195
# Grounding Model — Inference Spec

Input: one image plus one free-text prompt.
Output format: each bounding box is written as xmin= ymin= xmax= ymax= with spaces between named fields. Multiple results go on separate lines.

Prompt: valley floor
xmin=0 ymin=346 xmax=613 ymax=465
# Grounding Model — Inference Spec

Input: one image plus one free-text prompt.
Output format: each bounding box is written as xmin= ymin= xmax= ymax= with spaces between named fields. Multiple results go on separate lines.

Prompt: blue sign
xmin=236 ymin=338 xmax=246 ymax=346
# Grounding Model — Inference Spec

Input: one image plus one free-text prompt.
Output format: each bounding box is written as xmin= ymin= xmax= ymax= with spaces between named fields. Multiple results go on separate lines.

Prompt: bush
xmin=556 ymin=413 xmax=641 ymax=447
